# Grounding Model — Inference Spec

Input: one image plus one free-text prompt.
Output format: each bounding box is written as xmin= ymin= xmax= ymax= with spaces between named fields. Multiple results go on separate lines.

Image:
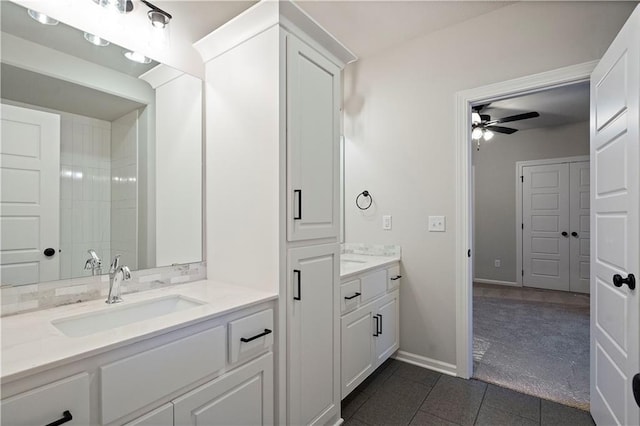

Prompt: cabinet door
xmin=288 ymin=244 xmax=340 ymax=425
xmin=173 ymin=353 xmax=273 ymax=426
xmin=341 ymin=305 xmax=375 ymax=398
xmin=287 ymin=35 xmax=341 ymax=242
xmin=125 ymin=403 xmax=173 ymax=426
xmin=374 ymin=290 xmax=400 ymax=367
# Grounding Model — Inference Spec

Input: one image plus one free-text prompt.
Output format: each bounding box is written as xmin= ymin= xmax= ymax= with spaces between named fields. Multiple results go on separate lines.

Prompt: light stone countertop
xmin=1 ymin=280 xmax=277 ymax=382
xmin=340 ymin=253 xmax=401 ymax=280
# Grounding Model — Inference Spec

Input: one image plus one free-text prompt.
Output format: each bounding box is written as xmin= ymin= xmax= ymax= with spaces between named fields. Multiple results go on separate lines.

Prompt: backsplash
xmin=341 ymin=243 xmax=401 ymax=257
xmin=1 ymin=262 xmax=206 ymax=317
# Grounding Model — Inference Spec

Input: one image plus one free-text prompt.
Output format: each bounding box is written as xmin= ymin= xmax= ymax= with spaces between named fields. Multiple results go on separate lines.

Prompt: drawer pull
xmin=344 ymin=292 xmax=361 ymax=300
xmin=241 ymin=329 xmax=273 ymax=343
xmin=373 ymin=315 xmax=379 ymax=337
xmin=45 ymin=410 xmax=73 ymax=426
xmin=390 ymin=275 xmax=402 ymax=281
xmin=293 ymin=269 xmax=302 ymax=301
xmin=293 ymin=189 xmax=302 ymax=220
xmin=377 ymin=314 xmax=383 ymax=334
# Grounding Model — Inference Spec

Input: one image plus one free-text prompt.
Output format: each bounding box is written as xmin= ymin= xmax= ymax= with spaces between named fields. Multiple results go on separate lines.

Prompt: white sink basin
xmin=52 ymin=295 xmax=206 ymax=337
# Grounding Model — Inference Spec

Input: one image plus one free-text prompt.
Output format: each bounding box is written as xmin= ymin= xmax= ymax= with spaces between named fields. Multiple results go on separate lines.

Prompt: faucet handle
xmin=121 ymin=265 xmax=132 ymax=280
xmin=110 ymin=254 xmax=121 ymax=273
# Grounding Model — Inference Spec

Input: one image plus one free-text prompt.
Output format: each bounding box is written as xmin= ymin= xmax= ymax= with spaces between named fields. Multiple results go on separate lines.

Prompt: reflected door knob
xmin=561 ymin=231 xmax=568 ymax=237
xmin=613 ymin=273 xmax=636 ymax=290
xmin=43 ymin=248 xmax=56 ymax=257
xmin=571 ymin=232 xmax=579 ymax=238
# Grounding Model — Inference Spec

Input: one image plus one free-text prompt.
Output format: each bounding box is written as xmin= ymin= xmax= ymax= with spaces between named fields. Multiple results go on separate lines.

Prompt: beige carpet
xmin=472 ymin=283 xmax=590 ymax=411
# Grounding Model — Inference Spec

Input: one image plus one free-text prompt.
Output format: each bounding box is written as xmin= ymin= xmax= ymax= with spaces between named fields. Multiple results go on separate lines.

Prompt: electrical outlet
xmin=494 ymin=259 xmax=501 ymax=268
xmin=383 ymin=215 xmax=392 ymax=230
xmin=428 ymin=216 xmax=446 ymax=232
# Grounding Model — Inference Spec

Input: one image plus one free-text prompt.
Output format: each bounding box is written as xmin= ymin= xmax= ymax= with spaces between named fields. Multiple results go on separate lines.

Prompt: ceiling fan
xmin=471 ymin=104 xmax=540 ymax=145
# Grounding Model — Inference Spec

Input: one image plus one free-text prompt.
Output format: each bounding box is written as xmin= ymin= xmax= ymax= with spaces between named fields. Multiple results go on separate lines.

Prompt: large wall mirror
xmin=0 ymin=1 xmax=203 ymax=286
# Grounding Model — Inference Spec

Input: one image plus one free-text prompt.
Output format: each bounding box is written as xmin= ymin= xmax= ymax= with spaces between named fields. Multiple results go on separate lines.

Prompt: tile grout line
xmin=472 ymin=382 xmax=489 ymax=426
xmin=406 ymin=373 xmax=443 ymax=425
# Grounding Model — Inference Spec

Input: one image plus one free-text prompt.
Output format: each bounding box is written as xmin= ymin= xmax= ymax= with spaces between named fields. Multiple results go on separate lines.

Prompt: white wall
xmin=155 ymin=73 xmax=203 ymax=267
xmin=473 ymin=121 xmax=589 ymax=284
xmin=343 ymin=2 xmax=636 ymax=367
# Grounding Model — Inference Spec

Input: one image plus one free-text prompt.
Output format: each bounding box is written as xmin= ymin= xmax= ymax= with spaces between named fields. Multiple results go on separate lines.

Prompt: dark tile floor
xmin=342 ymin=359 xmax=595 ymax=426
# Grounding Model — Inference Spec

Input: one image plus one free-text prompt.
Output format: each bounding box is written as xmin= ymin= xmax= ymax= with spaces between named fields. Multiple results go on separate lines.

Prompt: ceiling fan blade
xmin=472 ymin=103 xmax=491 ymax=112
xmin=486 ymin=125 xmax=518 ymax=135
xmin=485 ymin=111 xmax=540 ymax=126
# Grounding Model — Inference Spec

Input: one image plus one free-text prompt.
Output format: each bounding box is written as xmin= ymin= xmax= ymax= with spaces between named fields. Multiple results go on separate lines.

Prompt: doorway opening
xmin=453 ymin=60 xmax=597 ymax=400
xmin=471 ymin=83 xmax=591 ymax=409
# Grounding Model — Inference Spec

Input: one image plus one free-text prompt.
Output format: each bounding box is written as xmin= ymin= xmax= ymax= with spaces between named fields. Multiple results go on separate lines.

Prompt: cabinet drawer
xmin=229 ymin=309 xmax=274 ymax=363
xmin=101 ymin=326 xmax=226 ymax=424
xmin=360 ymin=269 xmax=387 ymax=303
xmin=340 ymin=279 xmax=361 ymax=313
xmin=387 ymin=264 xmax=401 ymax=290
xmin=1 ymin=373 xmax=90 ymax=426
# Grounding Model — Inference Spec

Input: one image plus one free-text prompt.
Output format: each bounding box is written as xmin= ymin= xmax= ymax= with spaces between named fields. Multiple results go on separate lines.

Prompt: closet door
xmin=522 ymin=163 xmax=570 ymax=291
xmin=569 ymin=161 xmax=591 ymax=293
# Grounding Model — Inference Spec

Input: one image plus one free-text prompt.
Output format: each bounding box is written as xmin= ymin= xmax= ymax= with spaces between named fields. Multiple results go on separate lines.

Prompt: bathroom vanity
xmin=1 ymin=281 xmax=276 ymax=425
xmin=340 ymin=250 xmax=401 ymax=398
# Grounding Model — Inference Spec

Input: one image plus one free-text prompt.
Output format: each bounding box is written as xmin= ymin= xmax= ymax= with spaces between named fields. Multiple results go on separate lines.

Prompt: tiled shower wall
xmin=111 ymin=110 xmax=139 ymax=270
xmin=59 ymin=112 xmax=112 ymax=279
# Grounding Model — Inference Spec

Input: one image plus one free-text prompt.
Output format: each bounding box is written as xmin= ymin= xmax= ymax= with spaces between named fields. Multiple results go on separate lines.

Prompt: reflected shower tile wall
xmin=111 ymin=110 xmax=138 ymax=271
xmin=59 ymin=113 xmax=112 ymax=280
xmin=341 ymin=243 xmax=401 ymax=257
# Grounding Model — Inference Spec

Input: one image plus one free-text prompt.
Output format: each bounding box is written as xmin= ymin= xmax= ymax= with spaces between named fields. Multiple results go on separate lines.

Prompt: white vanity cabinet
xmin=1 ymin=302 xmax=275 ymax=426
xmin=340 ymin=264 xmax=400 ymax=398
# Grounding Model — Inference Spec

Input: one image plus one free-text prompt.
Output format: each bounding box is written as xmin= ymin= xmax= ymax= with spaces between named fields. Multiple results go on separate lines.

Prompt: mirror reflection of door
xmin=0 ymin=104 xmax=60 ymax=285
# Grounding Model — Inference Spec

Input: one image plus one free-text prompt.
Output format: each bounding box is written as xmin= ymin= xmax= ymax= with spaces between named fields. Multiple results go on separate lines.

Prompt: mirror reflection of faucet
xmin=84 ymin=249 xmax=102 ymax=276
xmin=106 ymin=255 xmax=132 ymax=304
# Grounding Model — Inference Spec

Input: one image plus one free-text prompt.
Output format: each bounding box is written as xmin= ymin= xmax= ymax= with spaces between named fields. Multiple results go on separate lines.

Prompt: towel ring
xmin=356 ymin=190 xmax=373 ymax=210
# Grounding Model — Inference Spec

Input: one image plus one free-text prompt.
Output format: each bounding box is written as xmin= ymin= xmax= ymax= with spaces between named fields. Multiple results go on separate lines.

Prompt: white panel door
xmin=1 ymin=104 xmax=60 ymax=285
xmin=570 ymin=161 xmax=591 ymax=293
xmin=288 ymin=244 xmax=339 ymax=426
xmin=287 ymin=35 xmax=341 ymax=242
xmin=590 ymin=5 xmax=640 ymax=425
xmin=522 ymin=163 xmax=570 ymax=291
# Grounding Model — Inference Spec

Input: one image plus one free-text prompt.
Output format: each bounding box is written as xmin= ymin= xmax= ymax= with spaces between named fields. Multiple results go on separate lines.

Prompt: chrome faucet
xmin=106 ymin=255 xmax=131 ymax=304
xmin=84 ymin=249 xmax=102 ymax=276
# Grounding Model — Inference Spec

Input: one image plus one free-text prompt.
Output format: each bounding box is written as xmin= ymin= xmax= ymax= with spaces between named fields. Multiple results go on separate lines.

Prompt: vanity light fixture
xmin=84 ymin=32 xmax=110 ymax=47
xmin=91 ymin=0 xmax=133 ymax=13
xmin=27 ymin=9 xmax=59 ymax=25
xmin=124 ymin=51 xmax=152 ymax=64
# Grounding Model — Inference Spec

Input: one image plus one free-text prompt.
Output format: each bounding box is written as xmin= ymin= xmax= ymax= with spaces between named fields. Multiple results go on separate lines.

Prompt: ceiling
xmin=479 ymin=82 xmax=590 ymax=132
xmin=296 ymin=1 xmax=513 ymax=58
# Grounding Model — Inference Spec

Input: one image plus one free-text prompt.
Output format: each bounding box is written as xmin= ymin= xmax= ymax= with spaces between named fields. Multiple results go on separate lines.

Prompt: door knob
xmin=633 ymin=373 xmax=640 ymax=408
xmin=561 ymin=231 xmax=568 ymax=237
xmin=43 ymin=248 xmax=56 ymax=257
xmin=571 ymin=232 xmax=579 ymax=237
xmin=613 ymin=273 xmax=636 ymax=290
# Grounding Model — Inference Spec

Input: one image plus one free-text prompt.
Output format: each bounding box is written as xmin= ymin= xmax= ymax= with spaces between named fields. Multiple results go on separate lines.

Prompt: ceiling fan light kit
xmin=471 ymin=104 xmax=540 ymax=150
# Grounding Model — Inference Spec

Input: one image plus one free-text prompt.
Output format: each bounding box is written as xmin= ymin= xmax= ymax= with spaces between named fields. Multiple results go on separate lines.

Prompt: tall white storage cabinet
xmin=195 ymin=2 xmax=356 ymax=425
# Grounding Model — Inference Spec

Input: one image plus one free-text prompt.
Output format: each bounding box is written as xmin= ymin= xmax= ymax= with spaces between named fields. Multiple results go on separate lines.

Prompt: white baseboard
xmin=393 ymin=351 xmax=457 ymax=377
xmin=474 ymin=278 xmax=520 ymax=287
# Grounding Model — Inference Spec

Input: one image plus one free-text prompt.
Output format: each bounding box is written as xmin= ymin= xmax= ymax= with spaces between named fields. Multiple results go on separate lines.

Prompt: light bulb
xmin=472 ymin=127 xmax=484 ymax=140
xmin=483 ymin=130 xmax=495 ymax=141
xmin=84 ymin=32 xmax=110 ymax=46
xmin=472 ymin=112 xmax=481 ymax=124
xmin=124 ymin=51 xmax=152 ymax=64
xmin=27 ymin=9 xmax=59 ymax=25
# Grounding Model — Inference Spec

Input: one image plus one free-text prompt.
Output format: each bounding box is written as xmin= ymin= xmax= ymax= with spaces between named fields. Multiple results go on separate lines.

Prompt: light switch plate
xmin=383 ymin=215 xmax=392 ymax=230
xmin=428 ymin=216 xmax=446 ymax=232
